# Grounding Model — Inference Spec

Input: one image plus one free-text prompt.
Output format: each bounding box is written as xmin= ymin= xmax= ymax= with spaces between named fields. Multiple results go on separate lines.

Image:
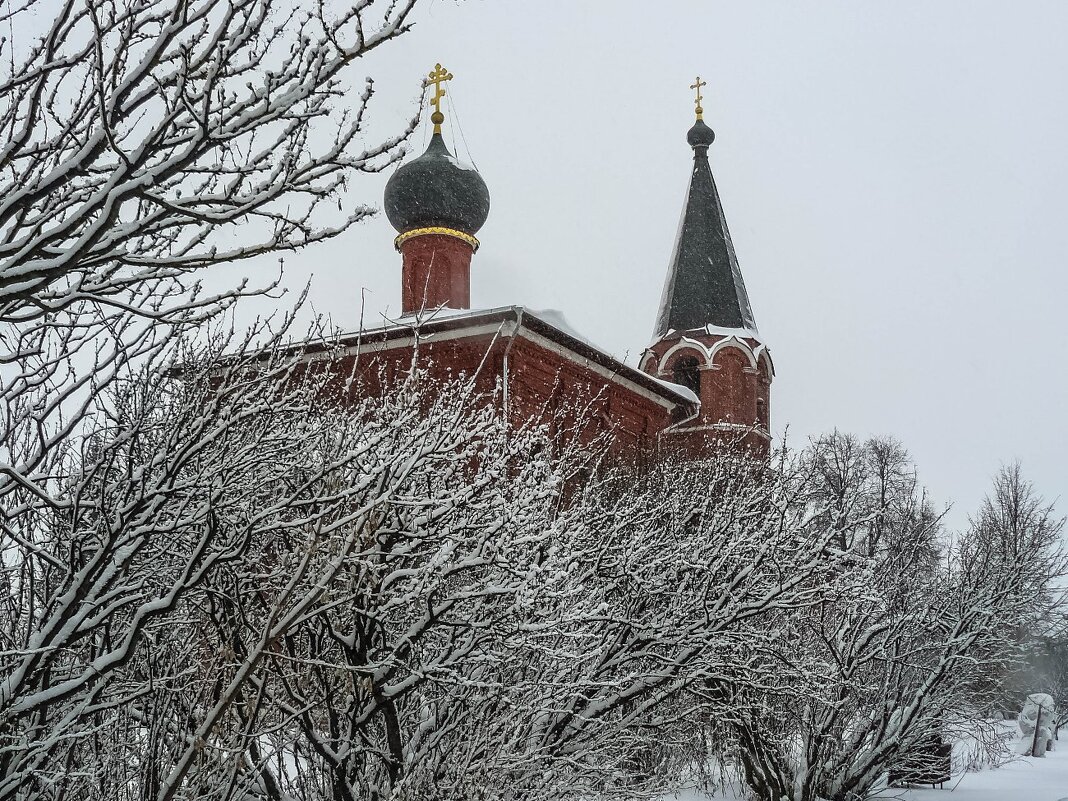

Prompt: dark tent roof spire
xmin=653 ymin=90 xmax=757 ymax=339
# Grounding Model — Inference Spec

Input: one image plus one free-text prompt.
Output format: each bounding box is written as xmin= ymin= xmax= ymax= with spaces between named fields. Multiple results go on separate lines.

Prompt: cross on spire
xmin=427 ymin=63 xmax=453 ymax=134
xmin=690 ymin=76 xmax=707 ymax=120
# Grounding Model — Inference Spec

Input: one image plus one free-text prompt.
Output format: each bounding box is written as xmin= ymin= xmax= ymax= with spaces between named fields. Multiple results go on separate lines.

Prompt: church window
xmin=756 ymin=397 xmax=768 ymax=427
xmin=672 ymin=356 xmax=701 ymax=397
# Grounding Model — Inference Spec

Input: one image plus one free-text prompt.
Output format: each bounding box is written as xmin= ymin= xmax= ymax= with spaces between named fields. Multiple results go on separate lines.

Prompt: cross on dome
xmin=426 ymin=63 xmax=453 ymax=134
xmin=690 ymin=76 xmax=707 ymax=120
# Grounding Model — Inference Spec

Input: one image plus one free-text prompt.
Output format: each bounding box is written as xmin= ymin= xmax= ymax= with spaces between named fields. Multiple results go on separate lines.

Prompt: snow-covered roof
xmin=332 ymin=305 xmax=699 ymax=409
xmin=649 ymin=376 xmax=699 ymax=405
xmin=649 ymin=322 xmax=766 ymax=350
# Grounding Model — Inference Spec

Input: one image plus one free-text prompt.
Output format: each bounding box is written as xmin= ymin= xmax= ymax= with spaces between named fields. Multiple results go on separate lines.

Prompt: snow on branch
xmin=0 ymin=0 xmax=419 ymax=321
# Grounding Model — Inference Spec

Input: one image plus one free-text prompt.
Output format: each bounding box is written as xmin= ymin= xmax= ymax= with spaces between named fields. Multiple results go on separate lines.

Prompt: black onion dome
xmin=384 ymin=133 xmax=490 ymax=236
xmin=687 ymin=118 xmax=716 ymax=148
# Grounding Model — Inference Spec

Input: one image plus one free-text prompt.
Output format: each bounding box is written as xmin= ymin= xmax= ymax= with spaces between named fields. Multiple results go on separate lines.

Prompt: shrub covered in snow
xmin=1019 ymin=693 xmax=1058 ymax=757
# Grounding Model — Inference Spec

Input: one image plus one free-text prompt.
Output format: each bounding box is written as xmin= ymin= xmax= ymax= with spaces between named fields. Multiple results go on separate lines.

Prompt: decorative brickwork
xmin=640 ymin=328 xmax=773 ymax=456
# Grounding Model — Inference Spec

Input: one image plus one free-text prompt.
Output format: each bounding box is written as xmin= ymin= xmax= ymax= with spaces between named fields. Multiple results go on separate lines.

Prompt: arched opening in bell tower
xmin=671 ymin=356 xmax=702 ymax=398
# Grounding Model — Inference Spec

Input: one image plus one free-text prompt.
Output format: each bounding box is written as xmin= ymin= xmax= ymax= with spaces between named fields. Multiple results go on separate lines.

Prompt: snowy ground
xmin=675 ymin=739 xmax=1068 ymax=801
xmin=879 ymin=744 xmax=1068 ymax=801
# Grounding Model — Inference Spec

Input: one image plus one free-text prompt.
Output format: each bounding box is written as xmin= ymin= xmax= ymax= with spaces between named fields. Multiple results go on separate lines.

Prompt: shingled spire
xmin=653 ymin=88 xmax=756 ymax=339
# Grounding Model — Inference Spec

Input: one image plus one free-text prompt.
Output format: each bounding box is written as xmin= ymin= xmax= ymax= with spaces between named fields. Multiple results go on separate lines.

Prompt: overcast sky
xmin=226 ymin=0 xmax=1067 ymax=530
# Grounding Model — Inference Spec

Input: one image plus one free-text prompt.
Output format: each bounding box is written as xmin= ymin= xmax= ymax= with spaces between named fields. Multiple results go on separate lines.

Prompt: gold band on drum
xmin=394 ymin=226 xmax=479 ymax=252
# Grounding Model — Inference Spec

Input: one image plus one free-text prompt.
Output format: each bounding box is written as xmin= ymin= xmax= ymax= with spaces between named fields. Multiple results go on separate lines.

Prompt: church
xmin=332 ymin=65 xmax=774 ymax=459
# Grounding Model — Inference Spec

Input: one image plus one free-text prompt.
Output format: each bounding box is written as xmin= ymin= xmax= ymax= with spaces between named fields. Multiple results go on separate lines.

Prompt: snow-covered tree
xmin=1 ymin=0 xmax=418 ymax=316
xmin=0 ymin=0 xmax=421 ymax=539
xmin=454 ymin=454 xmax=837 ymax=801
xmin=0 ymin=1 xmax=426 ymax=796
xmin=1 ymin=323 xmax=848 ymax=801
xmin=0 ymin=322 xmax=388 ymax=798
xmin=118 ymin=394 xmax=845 ymax=801
xmin=965 ymin=463 xmax=1065 ymax=638
xmin=726 ymin=440 xmax=1066 ymax=801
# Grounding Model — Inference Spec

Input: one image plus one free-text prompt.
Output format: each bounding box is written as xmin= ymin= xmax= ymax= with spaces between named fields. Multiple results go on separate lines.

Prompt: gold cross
xmin=690 ymin=76 xmax=707 ymax=120
xmin=427 ymin=63 xmax=453 ymax=133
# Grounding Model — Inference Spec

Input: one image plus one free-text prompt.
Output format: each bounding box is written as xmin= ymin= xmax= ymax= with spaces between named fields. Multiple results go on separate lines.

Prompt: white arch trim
xmin=658 ymin=334 xmax=762 ymax=373
xmin=657 ymin=336 xmax=714 ymax=374
xmin=707 ymin=336 xmax=760 ymax=370
xmin=753 ymin=343 xmax=775 ymax=378
xmin=639 ymin=350 xmax=658 ymax=374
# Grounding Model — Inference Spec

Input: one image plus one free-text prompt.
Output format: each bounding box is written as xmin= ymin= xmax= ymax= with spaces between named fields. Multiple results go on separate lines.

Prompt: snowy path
xmin=674 ymin=745 xmax=1068 ymax=800
xmin=880 ymin=745 xmax=1068 ymax=801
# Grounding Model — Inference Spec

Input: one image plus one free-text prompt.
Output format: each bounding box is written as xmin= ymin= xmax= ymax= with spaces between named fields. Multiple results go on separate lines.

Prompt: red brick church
xmin=337 ymin=67 xmax=773 ymax=459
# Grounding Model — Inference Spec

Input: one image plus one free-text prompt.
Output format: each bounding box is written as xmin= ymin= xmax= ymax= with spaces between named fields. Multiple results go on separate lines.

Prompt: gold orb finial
xmin=690 ymin=76 xmax=707 ymax=121
xmin=426 ymin=63 xmax=453 ymax=134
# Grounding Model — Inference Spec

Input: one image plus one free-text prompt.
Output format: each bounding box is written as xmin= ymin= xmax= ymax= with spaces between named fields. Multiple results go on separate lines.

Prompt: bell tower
xmin=640 ymin=79 xmax=773 ymax=455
